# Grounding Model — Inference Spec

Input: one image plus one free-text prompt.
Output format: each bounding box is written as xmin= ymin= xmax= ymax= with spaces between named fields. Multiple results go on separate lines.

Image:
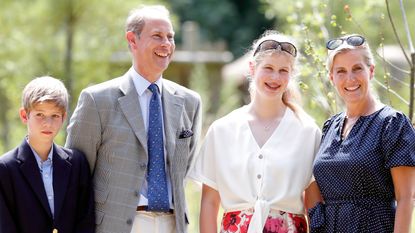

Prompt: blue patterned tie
xmin=146 ymin=83 xmax=170 ymax=212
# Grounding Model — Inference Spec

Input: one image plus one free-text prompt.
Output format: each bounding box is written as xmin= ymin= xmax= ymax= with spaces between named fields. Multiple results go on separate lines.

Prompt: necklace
xmin=262 ymin=118 xmax=279 ymax=131
xmin=247 ymin=104 xmax=285 ymax=131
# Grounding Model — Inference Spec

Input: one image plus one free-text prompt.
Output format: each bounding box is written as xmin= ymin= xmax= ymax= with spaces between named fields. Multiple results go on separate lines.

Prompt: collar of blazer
xmin=17 ymin=140 xmax=72 ymax=219
xmin=118 ymin=73 xmax=185 ymax=161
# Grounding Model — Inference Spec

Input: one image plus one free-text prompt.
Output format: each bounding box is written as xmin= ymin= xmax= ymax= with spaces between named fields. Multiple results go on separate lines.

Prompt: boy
xmin=0 ymin=76 xmax=95 ymax=233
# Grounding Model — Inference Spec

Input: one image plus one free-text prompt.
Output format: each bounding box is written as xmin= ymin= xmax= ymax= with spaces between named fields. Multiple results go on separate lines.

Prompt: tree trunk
xmin=63 ymin=0 xmax=76 ymax=138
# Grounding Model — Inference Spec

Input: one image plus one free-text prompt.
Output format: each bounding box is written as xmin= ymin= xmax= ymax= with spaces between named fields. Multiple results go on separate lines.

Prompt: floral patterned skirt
xmin=220 ymin=208 xmax=307 ymax=233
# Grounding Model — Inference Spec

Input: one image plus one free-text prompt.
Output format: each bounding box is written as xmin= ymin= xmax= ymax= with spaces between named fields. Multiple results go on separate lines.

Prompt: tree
xmin=171 ymin=0 xmax=274 ymax=57
xmin=260 ymin=0 xmax=415 ymax=124
xmin=0 ymin=0 xmax=167 ymax=152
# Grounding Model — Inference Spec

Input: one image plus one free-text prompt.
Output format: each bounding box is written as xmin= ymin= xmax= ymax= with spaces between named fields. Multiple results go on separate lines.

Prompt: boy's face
xmin=20 ymin=102 xmax=66 ymax=145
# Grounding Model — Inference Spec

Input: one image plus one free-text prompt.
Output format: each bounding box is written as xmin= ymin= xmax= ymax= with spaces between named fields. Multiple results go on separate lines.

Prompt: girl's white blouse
xmin=190 ymin=106 xmax=321 ymax=233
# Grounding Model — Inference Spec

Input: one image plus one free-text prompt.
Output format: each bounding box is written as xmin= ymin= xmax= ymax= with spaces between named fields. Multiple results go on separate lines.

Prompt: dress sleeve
xmin=309 ymin=126 xmax=322 ymax=185
xmin=188 ymin=124 xmax=219 ymax=190
xmin=382 ymin=112 xmax=415 ymax=168
xmin=320 ymin=117 xmax=334 ymax=142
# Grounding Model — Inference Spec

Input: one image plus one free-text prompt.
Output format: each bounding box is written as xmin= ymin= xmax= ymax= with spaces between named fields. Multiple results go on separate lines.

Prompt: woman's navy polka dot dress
xmin=309 ymin=106 xmax=415 ymax=233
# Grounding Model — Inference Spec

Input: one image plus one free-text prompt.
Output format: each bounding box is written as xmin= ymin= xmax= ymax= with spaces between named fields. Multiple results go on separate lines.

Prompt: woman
xmin=308 ymin=34 xmax=415 ymax=233
xmin=190 ymin=30 xmax=321 ymax=233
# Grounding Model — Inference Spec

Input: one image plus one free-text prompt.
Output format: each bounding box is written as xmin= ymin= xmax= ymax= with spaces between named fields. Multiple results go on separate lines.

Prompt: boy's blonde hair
xmin=22 ymin=76 xmax=68 ymax=113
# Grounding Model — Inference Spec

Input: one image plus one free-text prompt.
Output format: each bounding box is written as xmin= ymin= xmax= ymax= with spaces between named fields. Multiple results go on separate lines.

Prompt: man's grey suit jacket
xmin=66 ymin=72 xmax=202 ymax=233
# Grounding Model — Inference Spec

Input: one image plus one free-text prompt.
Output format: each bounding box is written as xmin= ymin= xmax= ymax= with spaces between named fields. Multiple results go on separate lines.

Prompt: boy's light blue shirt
xmin=27 ymin=139 xmax=55 ymax=218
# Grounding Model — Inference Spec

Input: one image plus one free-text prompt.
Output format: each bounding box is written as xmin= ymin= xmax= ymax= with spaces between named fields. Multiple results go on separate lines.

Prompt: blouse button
xmin=258 ymin=154 xmax=263 ymax=159
xmin=257 ymin=174 xmax=262 ymax=179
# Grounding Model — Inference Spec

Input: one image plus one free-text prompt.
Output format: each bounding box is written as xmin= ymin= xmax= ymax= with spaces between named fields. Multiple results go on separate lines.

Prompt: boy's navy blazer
xmin=0 ymin=139 xmax=95 ymax=233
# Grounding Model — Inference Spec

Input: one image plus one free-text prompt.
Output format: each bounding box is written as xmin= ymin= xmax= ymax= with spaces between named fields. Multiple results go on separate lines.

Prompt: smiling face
xmin=250 ymin=52 xmax=293 ymax=100
xmin=330 ymin=49 xmax=375 ymax=104
xmin=20 ymin=102 xmax=66 ymax=146
xmin=126 ymin=16 xmax=175 ymax=82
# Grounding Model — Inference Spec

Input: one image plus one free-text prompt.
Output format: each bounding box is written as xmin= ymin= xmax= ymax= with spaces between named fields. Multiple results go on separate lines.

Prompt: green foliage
xmin=2 ymin=0 xmax=412 ymax=150
xmin=260 ymin=0 xmax=414 ymax=125
xmin=0 ymin=0 xmax=166 ymax=152
xmin=188 ymin=62 xmax=241 ymax=129
xmin=0 ymin=1 xmax=413 ymax=231
xmin=170 ymin=0 xmax=274 ymax=57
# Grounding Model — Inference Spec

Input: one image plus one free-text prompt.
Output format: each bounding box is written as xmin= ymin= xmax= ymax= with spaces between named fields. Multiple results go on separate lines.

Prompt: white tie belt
xmin=247 ymin=199 xmax=271 ymax=233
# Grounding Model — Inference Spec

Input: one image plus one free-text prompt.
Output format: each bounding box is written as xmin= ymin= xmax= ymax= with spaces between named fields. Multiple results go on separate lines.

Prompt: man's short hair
xmin=22 ymin=76 xmax=69 ymax=113
xmin=125 ymin=5 xmax=171 ymax=36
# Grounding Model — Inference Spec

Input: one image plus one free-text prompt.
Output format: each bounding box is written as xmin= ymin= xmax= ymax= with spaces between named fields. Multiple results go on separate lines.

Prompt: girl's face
xmin=330 ymin=49 xmax=374 ymax=105
xmin=250 ymin=52 xmax=293 ymax=100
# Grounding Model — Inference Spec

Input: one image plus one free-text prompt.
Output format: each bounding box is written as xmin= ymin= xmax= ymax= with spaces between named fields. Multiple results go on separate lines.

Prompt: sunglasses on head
xmin=253 ymin=40 xmax=297 ymax=57
xmin=326 ymin=35 xmax=365 ymax=50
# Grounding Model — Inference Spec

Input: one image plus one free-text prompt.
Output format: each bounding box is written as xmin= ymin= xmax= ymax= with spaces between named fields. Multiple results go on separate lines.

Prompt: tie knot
xmin=148 ymin=83 xmax=159 ymax=94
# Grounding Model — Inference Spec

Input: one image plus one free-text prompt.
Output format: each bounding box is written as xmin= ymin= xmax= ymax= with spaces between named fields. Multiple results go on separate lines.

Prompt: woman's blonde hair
xmin=326 ymin=34 xmax=375 ymax=73
xmin=326 ymin=34 xmax=379 ymax=100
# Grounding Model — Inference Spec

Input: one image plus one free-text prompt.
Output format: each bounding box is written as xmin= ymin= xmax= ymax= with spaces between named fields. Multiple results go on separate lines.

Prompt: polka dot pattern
xmin=146 ymin=83 xmax=169 ymax=212
xmin=310 ymin=106 xmax=415 ymax=233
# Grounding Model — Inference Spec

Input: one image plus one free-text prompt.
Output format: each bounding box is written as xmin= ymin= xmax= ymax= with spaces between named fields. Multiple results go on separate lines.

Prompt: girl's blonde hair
xmin=249 ymin=30 xmax=308 ymax=121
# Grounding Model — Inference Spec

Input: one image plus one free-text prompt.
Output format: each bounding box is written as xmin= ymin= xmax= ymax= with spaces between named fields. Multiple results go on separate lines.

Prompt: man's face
xmin=129 ymin=17 xmax=175 ymax=82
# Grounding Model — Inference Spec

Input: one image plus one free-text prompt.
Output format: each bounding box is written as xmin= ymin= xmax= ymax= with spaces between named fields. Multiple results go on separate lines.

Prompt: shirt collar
xmin=26 ymin=137 xmax=54 ymax=167
xmin=129 ymin=67 xmax=163 ymax=96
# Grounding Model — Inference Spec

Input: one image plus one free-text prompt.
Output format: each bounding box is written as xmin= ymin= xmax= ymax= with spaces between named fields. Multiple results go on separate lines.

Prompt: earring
xmin=245 ymin=74 xmax=252 ymax=82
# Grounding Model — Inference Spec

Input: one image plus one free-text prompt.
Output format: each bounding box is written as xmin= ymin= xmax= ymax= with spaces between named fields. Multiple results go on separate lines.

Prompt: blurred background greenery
xmin=0 ymin=0 xmax=414 ymax=232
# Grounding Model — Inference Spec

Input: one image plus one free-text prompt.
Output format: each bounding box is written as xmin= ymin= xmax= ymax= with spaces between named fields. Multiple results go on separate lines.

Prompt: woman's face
xmin=251 ymin=52 xmax=293 ymax=100
xmin=330 ymin=49 xmax=374 ymax=105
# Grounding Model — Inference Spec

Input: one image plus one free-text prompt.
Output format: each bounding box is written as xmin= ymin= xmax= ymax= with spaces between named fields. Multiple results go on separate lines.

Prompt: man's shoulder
xmin=83 ymin=76 xmax=125 ymax=94
xmin=163 ymin=79 xmax=201 ymax=100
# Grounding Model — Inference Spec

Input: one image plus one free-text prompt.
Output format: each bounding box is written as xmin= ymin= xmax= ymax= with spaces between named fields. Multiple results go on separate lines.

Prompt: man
xmin=65 ymin=5 xmax=202 ymax=233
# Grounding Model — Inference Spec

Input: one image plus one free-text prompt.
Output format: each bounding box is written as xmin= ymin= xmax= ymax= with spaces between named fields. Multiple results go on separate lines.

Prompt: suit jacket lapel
xmin=17 ymin=140 xmax=52 ymax=218
xmin=52 ymin=145 xmax=71 ymax=219
xmin=162 ymin=82 xmax=184 ymax=163
xmin=118 ymin=73 xmax=148 ymax=153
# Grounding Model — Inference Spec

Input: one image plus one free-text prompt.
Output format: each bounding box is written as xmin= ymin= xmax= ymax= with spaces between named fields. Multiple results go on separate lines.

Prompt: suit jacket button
xmin=126 ymin=218 xmax=133 ymax=225
xmin=140 ymin=163 xmax=146 ymax=170
xmin=134 ymin=190 xmax=139 ymax=197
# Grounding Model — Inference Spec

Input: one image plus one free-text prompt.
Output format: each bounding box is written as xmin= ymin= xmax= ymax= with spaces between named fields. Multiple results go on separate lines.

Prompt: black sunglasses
xmin=326 ymin=35 xmax=365 ymax=50
xmin=253 ymin=40 xmax=297 ymax=57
